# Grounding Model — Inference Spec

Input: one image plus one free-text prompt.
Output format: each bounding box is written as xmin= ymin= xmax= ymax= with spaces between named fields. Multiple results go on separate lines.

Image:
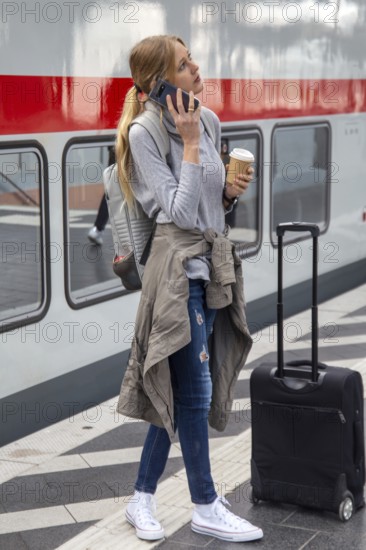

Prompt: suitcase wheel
xmin=338 ymin=492 xmax=354 ymax=522
xmin=249 ymin=486 xmax=260 ymax=505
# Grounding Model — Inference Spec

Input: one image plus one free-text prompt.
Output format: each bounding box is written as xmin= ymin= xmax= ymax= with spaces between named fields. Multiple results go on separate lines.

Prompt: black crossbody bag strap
xmin=139 ymin=218 xmax=158 ymax=266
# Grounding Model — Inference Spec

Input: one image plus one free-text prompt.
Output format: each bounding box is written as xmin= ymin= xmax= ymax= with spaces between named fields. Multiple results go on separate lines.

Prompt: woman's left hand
xmin=224 ymin=165 xmax=254 ymax=200
xmin=166 ymin=89 xmax=201 ymax=145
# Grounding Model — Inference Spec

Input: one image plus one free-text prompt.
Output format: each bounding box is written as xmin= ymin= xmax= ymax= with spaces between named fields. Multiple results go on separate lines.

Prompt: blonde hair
xmin=116 ymin=35 xmax=186 ymax=206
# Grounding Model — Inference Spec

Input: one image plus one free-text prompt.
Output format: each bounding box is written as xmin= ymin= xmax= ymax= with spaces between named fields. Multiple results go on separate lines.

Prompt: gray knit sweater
xmin=129 ymin=100 xmax=227 ymax=281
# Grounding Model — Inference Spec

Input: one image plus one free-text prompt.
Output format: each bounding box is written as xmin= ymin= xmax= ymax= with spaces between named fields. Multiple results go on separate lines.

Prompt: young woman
xmin=115 ymin=34 xmax=263 ymax=543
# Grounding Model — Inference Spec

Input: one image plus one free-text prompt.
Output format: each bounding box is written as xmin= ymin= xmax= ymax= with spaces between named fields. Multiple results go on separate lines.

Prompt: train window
xmin=0 ymin=147 xmax=49 ymax=329
xmin=271 ymin=124 xmax=330 ymax=241
xmin=63 ymin=140 xmax=122 ymax=306
xmin=220 ymin=130 xmax=261 ymax=254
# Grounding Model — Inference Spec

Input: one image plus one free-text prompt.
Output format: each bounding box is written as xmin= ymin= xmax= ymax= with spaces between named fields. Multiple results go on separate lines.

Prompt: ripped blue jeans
xmin=134 ymin=278 xmax=218 ymax=504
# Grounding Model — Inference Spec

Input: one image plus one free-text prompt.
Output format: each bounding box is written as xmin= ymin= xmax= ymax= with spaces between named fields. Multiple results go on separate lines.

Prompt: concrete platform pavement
xmin=0 ymin=283 xmax=365 ymax=550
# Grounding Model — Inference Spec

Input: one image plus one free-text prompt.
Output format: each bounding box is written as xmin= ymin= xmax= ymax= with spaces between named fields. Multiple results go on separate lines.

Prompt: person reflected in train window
xmin=87 ymin=146 xmax=115 ymax=245
xmin=220 ymin=137 xmax=230 ymax=164
xmin=114 ymin=35 xmax=261 ymax=543
xmin=220 ymin=138 xmax=237 ymax=228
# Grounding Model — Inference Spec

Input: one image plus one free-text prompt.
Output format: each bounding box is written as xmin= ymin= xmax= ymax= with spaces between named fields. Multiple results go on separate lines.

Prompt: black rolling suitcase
xmin=250 ymin=222 xmax=365 ymax=521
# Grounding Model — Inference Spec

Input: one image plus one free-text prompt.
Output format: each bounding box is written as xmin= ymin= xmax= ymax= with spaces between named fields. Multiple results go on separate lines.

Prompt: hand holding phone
xmin=149 ymin=78 xmax=200 ymax=112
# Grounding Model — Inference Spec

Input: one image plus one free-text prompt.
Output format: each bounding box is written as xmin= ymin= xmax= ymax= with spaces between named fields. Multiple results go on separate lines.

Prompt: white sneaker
xmin=126 ymin=491 xmax=164 ymax=541
xmin=87 ymin=226 xmax=103 ymax=245
xmin=191 ymin=496 xmax=263 ymax=542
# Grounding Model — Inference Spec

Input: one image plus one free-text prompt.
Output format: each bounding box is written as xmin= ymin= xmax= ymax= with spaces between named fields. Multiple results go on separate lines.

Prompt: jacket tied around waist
xmin=117 ymin=222 xmax=253 ymax=441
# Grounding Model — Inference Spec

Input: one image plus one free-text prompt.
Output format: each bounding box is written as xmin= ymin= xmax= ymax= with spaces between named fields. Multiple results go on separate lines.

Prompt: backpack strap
xmin=130 ymin=110 xmax=170 ymax=160
xmin=200 ymin=107 xmax=216 ymax=145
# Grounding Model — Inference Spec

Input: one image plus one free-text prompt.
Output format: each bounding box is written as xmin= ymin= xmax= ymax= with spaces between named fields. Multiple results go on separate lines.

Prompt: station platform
xmin=1 ymin=283 xmax=366 ymax=550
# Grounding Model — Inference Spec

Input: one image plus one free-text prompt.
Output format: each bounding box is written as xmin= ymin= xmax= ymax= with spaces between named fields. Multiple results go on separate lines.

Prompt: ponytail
xmin=115 ymin=85 xmax=143 ymax=207
xmin=115 ymin=35 xmax=187 ymax=207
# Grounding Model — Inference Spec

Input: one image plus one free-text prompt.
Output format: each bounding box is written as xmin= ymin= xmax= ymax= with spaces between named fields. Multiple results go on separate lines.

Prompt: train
xmin=1 ymin=0 xmax=366 ymax=446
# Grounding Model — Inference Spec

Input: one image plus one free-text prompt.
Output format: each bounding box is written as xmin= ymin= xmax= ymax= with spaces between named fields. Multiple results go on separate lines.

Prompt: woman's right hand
xmin=166 ymin=89 xmax=201 ymax=147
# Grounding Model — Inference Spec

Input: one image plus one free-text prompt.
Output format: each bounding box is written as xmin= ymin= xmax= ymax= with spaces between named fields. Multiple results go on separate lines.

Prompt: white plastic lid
xmin=229 ymin=148 xmax=254 ymax=162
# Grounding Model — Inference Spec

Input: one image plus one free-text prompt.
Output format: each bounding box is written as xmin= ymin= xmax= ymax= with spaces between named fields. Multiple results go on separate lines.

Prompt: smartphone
xmin=149 ymin=78 xmax=200 ymax=112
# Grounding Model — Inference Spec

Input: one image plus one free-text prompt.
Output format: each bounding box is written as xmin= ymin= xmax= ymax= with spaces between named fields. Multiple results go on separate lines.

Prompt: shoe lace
xmin=137 ymin=494 xmax=159 ymax=526
xmin=214 ymin=496 xmax=250 ymax=528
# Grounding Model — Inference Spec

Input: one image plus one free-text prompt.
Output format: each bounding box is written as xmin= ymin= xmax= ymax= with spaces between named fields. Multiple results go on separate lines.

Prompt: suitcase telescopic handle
xmin=276 ymin=222 xmax=320 ymax=238
xmin=276 ymin=223 xmax=319 ymax=383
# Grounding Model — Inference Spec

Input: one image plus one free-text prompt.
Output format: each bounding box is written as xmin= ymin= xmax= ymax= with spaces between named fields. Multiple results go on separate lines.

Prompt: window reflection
xmin=272 ymin=124 xmax=330 ymax=239
xmin=0 ymin=150 xmax=44 ymax=324
xmin=65 ymin=142 xmax=119 ymax=303
xmin=220 ymin=132 xmax=260 ymax=247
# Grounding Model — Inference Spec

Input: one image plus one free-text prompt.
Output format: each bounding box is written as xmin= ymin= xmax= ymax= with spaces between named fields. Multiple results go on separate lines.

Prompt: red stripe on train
xmin=1 ymin=75 xmax=366 ymax=135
